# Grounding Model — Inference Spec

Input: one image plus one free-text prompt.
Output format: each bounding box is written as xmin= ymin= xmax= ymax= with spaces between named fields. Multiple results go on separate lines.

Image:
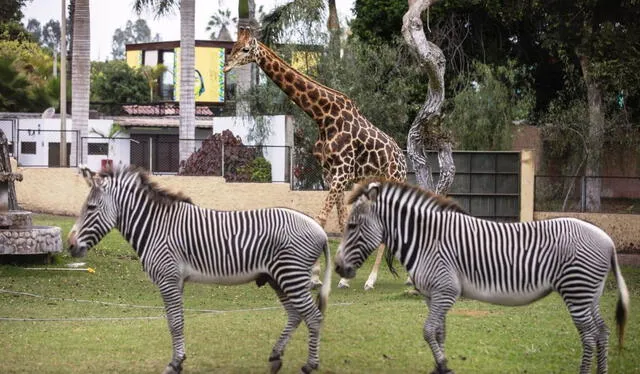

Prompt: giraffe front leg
xmin=364 ymin=245 xmax=385 ymax=291
xmin=317 ymin=180 xmax=352 ymax=288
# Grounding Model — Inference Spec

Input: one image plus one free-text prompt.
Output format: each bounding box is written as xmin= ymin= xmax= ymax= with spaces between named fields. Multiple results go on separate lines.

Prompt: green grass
xmin=1 ymin=214 xmax=639 ymax=373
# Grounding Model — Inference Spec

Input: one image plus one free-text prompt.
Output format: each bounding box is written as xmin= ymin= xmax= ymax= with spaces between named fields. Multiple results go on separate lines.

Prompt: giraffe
xmin=224 ymin=28 xmax=408 ymax=290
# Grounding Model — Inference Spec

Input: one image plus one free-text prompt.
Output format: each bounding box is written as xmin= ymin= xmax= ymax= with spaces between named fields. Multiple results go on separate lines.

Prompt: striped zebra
xmin=68 ymin=166 xmax=332 ymax=374
xmin=334 ymin=179 xmax=630 ymax=374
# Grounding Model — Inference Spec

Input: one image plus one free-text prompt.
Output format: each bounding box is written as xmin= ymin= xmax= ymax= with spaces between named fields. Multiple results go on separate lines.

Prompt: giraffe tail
xmin=316 ymin=241 xmax=332 ymax=315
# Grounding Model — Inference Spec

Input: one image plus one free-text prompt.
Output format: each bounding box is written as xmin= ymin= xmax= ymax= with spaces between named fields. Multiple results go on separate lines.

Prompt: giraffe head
xmin=223 ymin=27 xmax=259 ymax=73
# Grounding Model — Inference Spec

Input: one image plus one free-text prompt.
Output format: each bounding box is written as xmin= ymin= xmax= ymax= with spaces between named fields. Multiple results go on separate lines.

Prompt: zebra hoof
xmin=270 ymin=358 xmax=283 ymax=374
xmin=337 ymin=279 xmax=350 ymax=288
xmin=364 ymin=281 xmax=375 ymax=291
xmin=404 ymin=277 xmax=413 ymax=286
xmin=161 ymin=363 xmax=181 ymax=374
xmin=300 ymin=362 xmax=318 ymax=373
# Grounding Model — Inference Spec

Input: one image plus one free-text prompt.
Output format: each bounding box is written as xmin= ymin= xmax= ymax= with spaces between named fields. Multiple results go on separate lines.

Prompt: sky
xmin=22 ymin=0 xmax=356 ymax=61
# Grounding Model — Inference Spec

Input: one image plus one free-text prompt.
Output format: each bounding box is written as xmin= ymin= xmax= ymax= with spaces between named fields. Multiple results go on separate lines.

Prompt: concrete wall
xmin=14 ymin=164 xmax=639 ymax=251
xmin=15 ymin=167 xmax=344 ymax=233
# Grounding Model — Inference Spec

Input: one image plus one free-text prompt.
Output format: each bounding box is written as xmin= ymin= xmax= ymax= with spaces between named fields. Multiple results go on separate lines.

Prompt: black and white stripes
xmin=336 ymin=179 xmax=629 ymax=374
xmin=68 ymin=166 xmax=331 ymax=374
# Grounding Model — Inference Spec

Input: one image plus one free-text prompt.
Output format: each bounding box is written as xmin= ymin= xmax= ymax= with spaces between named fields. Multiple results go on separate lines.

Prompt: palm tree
xmin=71 ymin=0 xmax=90 ymax=166
xmin=134 ymin=0 xmax=196 ymax=170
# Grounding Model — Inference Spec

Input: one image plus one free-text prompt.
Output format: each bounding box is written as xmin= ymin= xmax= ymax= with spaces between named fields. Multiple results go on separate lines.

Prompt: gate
xmin=409 ymin=151 xmax=521 ymax=222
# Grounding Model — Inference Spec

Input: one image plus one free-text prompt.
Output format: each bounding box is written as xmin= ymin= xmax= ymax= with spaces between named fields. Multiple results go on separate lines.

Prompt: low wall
xmin=15 ymin=168 xmax=640 ymax=252
xmin=15 ymin=167 xmax=344 ymax=233
xmin=534 ymin=212 xmax=640 ymax=252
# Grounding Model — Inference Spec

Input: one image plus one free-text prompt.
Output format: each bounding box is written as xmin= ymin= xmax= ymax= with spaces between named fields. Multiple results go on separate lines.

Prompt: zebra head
xmin=68 ymin=166 xmax=118 ymax=257
xmin=335 ymin=181 xmax=384 ymax=279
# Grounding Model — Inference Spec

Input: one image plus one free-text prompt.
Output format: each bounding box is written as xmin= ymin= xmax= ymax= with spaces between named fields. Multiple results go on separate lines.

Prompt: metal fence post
xmin=148 ymin=137 xmax=153 ymax=174
xmin=580 ymin=176 xmax=586 ymax=212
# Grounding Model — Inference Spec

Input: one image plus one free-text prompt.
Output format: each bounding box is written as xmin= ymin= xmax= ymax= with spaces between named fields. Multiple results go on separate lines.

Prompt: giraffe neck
xmin=255 ymin=42 xmax=349 ymax=127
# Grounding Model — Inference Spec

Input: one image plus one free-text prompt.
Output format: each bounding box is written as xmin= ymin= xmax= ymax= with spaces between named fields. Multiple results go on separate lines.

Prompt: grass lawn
xmin=0 ymin=214 xmax=638 ymax=373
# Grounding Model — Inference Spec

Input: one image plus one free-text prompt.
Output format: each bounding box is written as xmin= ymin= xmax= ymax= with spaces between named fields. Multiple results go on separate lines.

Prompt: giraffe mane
xmin=99 ymin=165 xmax=193 ymax=206
xmin=348 ymin=177 xmax=467 ymax=215
xmin=256 ymin=41 xmax=354 ymax=102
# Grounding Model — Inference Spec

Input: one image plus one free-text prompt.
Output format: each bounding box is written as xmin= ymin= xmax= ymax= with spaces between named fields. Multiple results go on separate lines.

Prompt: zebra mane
xmin=349 ymin=178 xmax=467 ymax=215
xmin=99 ymin=165 xmax=193 ymax=206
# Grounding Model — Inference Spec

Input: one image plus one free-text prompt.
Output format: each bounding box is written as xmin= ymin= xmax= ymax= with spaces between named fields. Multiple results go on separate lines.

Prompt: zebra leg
xmin=158 ymin=279 xmax=187 ymax=374
xmin=424 ymin=294 xmax=455 ymax=374
xmin=592 ymin=304 xmax=610 ymax=374
xmin=566 ymin=303 xmax=598 ymax=374
xmin=267 ymin=280 xmax=303 ymax=374
xmin=297 ymin=292 xmax=323 ymax=374
xmin=280 ymin=283 xmax=323 ymax=372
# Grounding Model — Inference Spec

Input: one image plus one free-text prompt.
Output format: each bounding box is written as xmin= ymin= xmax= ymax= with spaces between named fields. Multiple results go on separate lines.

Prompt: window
xmin=88 ymin=143 xmax=109 ymax=156
xmin=21 ymin=142 xmax=36 ymax=154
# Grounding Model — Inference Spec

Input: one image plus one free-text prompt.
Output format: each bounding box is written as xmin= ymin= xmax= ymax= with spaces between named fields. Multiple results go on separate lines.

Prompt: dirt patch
xmin=451 ymin=309 xmax=493 ymax=317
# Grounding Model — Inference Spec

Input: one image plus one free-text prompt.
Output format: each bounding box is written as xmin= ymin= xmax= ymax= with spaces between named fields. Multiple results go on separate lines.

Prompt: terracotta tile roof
xmin=122 ymin=105 xmax=214 ymax=116
xmin=110 ymin=116 xmax=213 ymax=128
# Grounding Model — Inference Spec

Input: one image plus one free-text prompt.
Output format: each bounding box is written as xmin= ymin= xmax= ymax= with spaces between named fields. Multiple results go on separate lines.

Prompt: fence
xmin=535 ymin=175 xmax=640 ymax=214
xmin=15 ymin=129 xmax=80 ymax=167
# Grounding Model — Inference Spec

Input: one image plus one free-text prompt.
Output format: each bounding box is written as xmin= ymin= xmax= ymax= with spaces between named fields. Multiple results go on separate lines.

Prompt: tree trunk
xmin=71 ymin=0 xmax=89 ymax=166
xmin=235 ymin=0 xmax=257 ymax=117
xmin=579 ymin=55 xmax=603 ymax=212
xmin=402 ymin=0 xmax=455 ymax=194
xmin=327 ymin=0 xmax=340 ymax=59
xmin=179 ymin=0 xmax=196 ymax=169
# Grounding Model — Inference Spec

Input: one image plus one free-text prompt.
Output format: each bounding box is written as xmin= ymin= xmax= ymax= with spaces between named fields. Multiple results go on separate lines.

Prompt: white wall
xmin=16 ymin=118 xmax=132 ymax=171
xmin=212 ymin=115 xmax=291 ymax=182
xmin=15 ymin=115 xmax=292 ymax=180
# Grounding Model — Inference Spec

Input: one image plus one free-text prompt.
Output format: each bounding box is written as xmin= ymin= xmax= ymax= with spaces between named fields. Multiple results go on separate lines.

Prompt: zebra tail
xmin=612 ymin=250 xmax=630 ymax=352
xmin=316 ymin=241 xmax=332 ymax=315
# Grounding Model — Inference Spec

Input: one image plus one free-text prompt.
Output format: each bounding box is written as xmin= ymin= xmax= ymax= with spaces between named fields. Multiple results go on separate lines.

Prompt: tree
xmin=402 ymin=0 xmax=455 ymax=194
xmin=0 ymin=0 xmax=31 ymax=41
xmin=90 ymin=60 xmax=150 ymax=113
xmin=111 ymin=19 xmax=158 ymax=60
xmin=133 ymin=0 xmax=196 ymax=175
xmin=42 ymin=20 xmax=61 ymax=52
xmin=26 ymin=18 xmax=41 ymax=42
xmin=205 ymin=8 xmax=236 ymax=40
xmin=71 ymin=0 xmax=90 ymax=166
xmin=0 ymin=38 xmax=59 ymax=112
xmin=524 ymin=0 xmax=640 ymax=211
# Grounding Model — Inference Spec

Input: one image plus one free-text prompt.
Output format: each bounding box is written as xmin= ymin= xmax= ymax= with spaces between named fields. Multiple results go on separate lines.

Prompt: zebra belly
xmin=180 ymin=263 xmax=265 ymax=285
xmin=459 ymin=277 xmax=553 ymax=306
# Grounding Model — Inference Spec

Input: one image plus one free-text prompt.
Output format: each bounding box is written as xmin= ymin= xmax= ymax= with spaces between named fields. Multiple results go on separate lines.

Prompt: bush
xmin=444 ymin=61 xmax=534 ymax=150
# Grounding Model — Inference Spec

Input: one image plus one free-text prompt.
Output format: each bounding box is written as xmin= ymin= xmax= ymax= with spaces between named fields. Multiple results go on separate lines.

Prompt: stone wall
xmin=14 ymin=167 xmax=640 ymax=251
xmin=15 ymin=167 xmax=344 ymax=233
xmin=534 ymin=212 xmax=640 ymax=252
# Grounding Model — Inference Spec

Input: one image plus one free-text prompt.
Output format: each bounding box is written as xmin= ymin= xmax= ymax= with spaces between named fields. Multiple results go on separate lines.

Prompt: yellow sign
xmin=174 ymin=46 xmax=226 ymax=103
xmin=125 ymin=46 xmax=225 ymax=103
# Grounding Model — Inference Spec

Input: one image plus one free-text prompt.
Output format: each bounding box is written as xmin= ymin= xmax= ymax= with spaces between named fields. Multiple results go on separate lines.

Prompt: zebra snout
xmin=335 ymin=263 xmax=355 ymax=279
xmin=67 ymin=232 xmax=87 ymax=258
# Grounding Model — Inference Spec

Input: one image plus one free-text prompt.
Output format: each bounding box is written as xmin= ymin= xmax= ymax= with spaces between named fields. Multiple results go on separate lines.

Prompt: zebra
xmin=67 ymin=166 xmax=332 ymax=374
xmin=334 ymin=179 xmax=630 ymax=374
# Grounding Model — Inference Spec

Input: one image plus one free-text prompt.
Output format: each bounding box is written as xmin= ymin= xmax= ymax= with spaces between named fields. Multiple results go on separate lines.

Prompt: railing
xmin=535 ymin=175 xmax=640 ymax=214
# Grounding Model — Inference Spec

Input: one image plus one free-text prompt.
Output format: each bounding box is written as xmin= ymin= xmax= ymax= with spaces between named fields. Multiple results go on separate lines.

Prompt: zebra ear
xmin=78 ymin=165 xmax=96 ymax=187
xmin=364 ymin=182 xmax=381 ymax=201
